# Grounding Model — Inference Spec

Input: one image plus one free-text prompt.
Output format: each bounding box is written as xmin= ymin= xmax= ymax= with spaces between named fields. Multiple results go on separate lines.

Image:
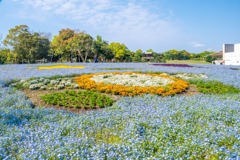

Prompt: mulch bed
xmin=23 ymin=89 xmax=120 ymax=114
xmin=22 ymin=85 xmax=199 ymax=114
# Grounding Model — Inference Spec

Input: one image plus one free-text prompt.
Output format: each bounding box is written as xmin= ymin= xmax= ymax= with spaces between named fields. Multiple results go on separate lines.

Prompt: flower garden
xmin=0 ymin=63 xmax=240 ymax=159
xmin=76 ymin=72 xmax=188 ymax=96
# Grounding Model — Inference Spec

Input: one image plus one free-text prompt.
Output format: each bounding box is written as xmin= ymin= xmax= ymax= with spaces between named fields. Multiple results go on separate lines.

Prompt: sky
xmin=0 ymin=0 xmax=239 ymax=53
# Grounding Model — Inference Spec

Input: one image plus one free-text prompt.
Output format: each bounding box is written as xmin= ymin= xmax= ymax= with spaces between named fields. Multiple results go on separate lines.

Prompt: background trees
xmin=3 ymin=25 xmax=50 ymax=63
xmin=190 ymin=51 xmax=216 ymax=62
xmin=51 ymin=28 xmax=75 ymax=62
xmin=51 ymin=30 xmax=106 ymax=63
xmin=132 ymin=49 xmax=143 ymax=62
xmin=69 ymin=32 xmax=94 ymax=63
xmin=108 ymin=42 xmax=131 ymax=62
xmin=152 ymin=52 xmax=166 ymax=63
xmin=92 ymin=35 xmax=114 ymax=62
xmin=0 ymin=24 xmax=218 ymax=64
xmin=163 ymin=49 xmax=190 ymax=60
xmin=0 ymin=49 xmax=10 ymax=64
xmin=205 ymin=55 xmax=217 ymax=63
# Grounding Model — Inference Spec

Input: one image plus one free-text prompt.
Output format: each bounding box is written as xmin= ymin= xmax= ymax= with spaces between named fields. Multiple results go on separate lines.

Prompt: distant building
xmin=212 ymin=51 xmax=223 ymax=59
xmin=212 ymin=60 xmax=224 ymax=65
xmin=212 ymin=51 xmax=224 ymax=65
xmin=142 ymin=52 xmax=154 ymax=61
xmin=223 ymin=43 xmax=240 ymax=65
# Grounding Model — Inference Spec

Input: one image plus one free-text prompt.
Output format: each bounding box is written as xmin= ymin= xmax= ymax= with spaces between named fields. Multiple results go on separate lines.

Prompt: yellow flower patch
xmin=75 ymin=72 xmax=189 ymax=96
xmin=37 ymin=65 xmax=85 ymax=70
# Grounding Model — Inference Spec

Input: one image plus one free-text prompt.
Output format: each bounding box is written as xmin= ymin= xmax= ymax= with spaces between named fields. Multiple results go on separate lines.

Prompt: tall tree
xmin=4 ymin=25 xmax=50 ymax=63
xmin=109 ymin=42 xmax=130 ymax=61
xmin=69 ymin=32 xmax=94 ymax=63
xmin=163 ymin=49 xmax=190 ymax=60
xmin=4 ymin=25 xmax=29 ymax=48
xmin=92 ymin=35 xmax=114 ymax=62
xmin=132 ymin=49 xmax=143 ymax=62
xmin=51 ymin=28 xmax=75 ymax=62
xmin=0 ymin=49 xmax=11 ymax=64
xmin=30 ymin=32 xmax=50 ymax=62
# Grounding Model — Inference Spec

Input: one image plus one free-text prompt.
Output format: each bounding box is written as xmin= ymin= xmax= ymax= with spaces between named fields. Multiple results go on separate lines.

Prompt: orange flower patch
xmin=75 ymin=72 xmax=189 ymax=96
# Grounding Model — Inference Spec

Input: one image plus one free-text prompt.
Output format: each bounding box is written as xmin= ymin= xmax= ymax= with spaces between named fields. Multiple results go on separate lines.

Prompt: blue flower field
xmin=0 ymin=63 xmax=240 ymax=159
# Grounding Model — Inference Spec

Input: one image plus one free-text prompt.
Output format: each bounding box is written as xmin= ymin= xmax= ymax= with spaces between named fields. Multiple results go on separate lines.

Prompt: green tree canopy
xmin=190 ymin=51 xmax=215 ymax=60
xmin=163 ymin=49 xmax=190 ymax=60
xmin=132 ymin=49 xmax=143 ymax=62
xmin=205 ymin=55 xmax=216 ymax=63
xmin=92 ymin=35 xmax=114 ymax=62
xmin=0 ymin=49 xmax=13 ymax=64
xmin=51 ymin=28 xmax=75 ymax=62
xmin=69 ymin=32 xmax=94 ymax=63
xmin=146 ymin=49 xmax=154 ymax=53
xmin=109 ymin=42 xmax=130 ymax=61
xmin=4 ymin=25 xmax=50 ymax=63
xmin=199 ymin=51 xmax=215 ymax=58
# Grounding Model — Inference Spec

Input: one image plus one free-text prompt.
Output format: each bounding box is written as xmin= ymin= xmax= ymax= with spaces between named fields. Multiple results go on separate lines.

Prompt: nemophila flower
xmin=0 ymin=63 xmax=239 ymax=87
xmin=0 ymin=63 xmax=240 ymax=159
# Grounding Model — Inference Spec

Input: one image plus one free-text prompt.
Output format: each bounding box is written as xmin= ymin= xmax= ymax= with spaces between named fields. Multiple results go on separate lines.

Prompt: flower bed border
xmin=75 ymin=72 xmax=189 ymax=96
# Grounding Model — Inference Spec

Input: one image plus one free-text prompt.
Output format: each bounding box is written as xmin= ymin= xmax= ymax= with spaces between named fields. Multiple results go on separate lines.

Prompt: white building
xmin=223 ymin=43 xmax=240 ymax=65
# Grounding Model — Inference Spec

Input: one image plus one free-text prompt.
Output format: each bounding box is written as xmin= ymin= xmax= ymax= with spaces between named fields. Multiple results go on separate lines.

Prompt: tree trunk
xmin=77 ymin=50 xmax=85 ymax=63
xmin=70 ymin=50 xmax=73 ymax=63
xmin=50 ymin=54 xmax=53 ymax=63
xmin=84 ymin=52 xmax=89 ymax=63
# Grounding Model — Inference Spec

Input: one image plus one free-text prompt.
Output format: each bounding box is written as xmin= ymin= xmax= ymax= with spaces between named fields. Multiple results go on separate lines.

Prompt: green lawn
xmin=166 ymin=60 xmax=211 ymax=64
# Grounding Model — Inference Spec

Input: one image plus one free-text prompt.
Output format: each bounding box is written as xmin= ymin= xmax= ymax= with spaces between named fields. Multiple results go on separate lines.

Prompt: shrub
xmin=41 ymin=90 xmax=115 ymax=109
xmin=189 ymin=80 xmax=240 ymax=94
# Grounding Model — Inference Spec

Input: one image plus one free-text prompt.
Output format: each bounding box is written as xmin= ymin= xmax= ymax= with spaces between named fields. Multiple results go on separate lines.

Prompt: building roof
xmin=212 ymin=51 xmax=223 ymax=58
xmin=144 ymin=52 xmax=153 ymax=54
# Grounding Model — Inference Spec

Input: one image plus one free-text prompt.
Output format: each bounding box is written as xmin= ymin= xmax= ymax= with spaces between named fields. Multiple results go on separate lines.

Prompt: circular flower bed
xmin=75 ymin=72 xmax=189 ymax=96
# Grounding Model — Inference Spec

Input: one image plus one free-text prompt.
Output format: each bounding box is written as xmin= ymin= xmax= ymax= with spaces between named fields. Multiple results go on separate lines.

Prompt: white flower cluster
xmin=12 ymin=77 xmax=79 ymax=90
xmin=91 ymin=73 xmax=174 ymax=87
xmin=174 ymin=73 xmax=208 ymax=80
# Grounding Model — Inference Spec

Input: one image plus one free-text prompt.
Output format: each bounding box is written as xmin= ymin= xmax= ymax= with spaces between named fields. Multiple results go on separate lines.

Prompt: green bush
xmin=41 ymin=90 xmax=115 ymax=109
xmin=189 ymin=80 xmax=240 ymax=94
xmin=205 ymin=55 xmax=216 ymax=63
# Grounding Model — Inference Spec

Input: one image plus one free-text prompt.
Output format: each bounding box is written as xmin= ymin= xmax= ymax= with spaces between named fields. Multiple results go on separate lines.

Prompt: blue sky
xmin=0 ymin=0 xmax=239 ymax=53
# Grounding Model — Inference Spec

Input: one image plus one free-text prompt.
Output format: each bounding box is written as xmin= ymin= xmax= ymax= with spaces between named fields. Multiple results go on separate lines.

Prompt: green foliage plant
xmin=41 ymin=90 xmax=115 ymax=109
xmin=188 ymin=79 xmax=240 ymax=94
xmin=205 ymin=55 xmax=217 ymax=63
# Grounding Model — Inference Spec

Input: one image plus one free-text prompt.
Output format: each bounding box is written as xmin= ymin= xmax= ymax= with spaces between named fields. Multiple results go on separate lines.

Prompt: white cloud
xmin=12 ymin=0 xmax=182 ymax=51
xmin=190 ymin=41 xmax=205 ymax=48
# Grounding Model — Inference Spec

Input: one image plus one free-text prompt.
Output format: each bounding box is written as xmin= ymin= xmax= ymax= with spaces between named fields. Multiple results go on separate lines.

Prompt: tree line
xmin=0 ymin=25 xmax=217 ymax=64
